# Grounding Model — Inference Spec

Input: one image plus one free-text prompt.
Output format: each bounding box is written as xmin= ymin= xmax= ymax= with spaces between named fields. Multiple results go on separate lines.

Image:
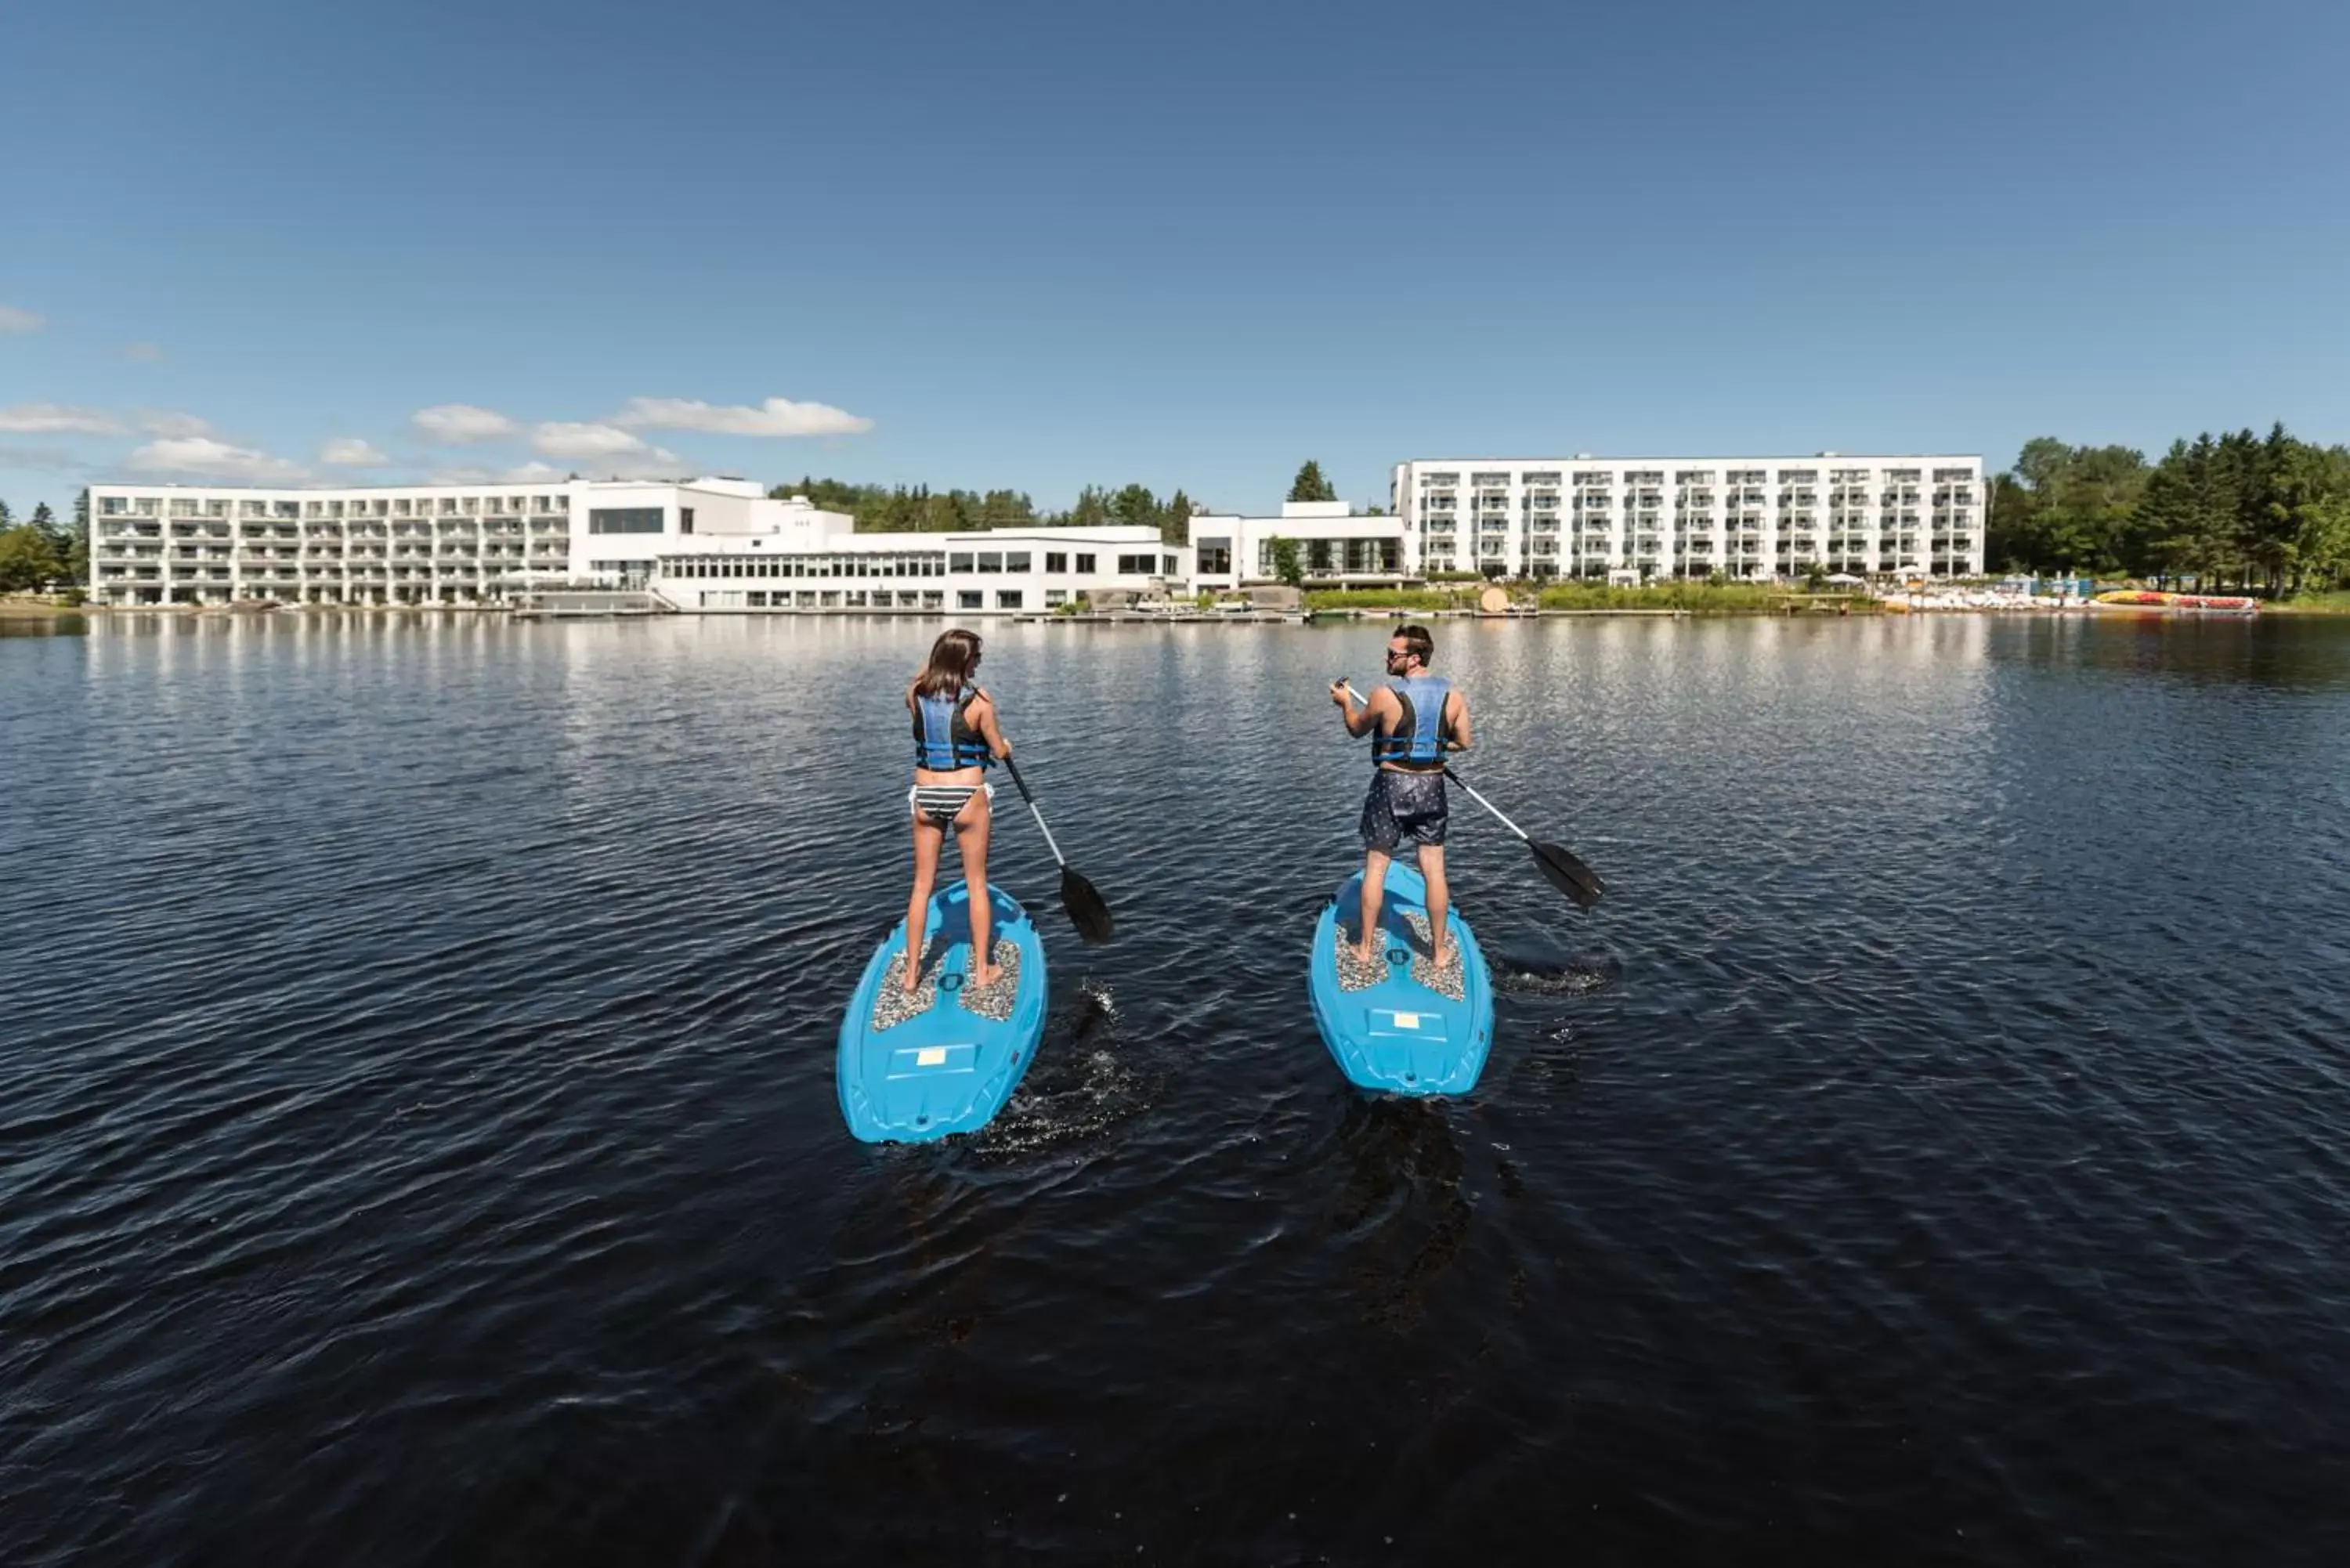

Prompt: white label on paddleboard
xmin=916 ymin=1046 xmax=949 ymax=1067
xmin=1393 ymin=1011 xmax=1422 ymax=1030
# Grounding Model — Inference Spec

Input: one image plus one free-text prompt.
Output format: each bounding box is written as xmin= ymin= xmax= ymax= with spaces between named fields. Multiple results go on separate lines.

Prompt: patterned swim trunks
xmin=1360 ymin=768 xmax=1447 ymax=852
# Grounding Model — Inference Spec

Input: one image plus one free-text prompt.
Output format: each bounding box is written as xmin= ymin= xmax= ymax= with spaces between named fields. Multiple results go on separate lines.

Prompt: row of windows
xmin=663 ymin=555 xmax=945 ymax=580
xmin=656 ymin=551 xmax=1177 ymax=580
xmin=1421 ymin=466 xmax=1965 ymax=491
xmin=692 ymin=589 xmax=1118 ymax=612
xmin=101 ymin=494 xmax=571 ymax=518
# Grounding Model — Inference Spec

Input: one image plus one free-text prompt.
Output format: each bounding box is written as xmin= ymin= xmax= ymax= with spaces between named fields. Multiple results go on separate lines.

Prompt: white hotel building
xmin=1389 ymin=455 xmax=1986 ymax=580
xmin=87 ymin=477 xmax=1188 ymax=612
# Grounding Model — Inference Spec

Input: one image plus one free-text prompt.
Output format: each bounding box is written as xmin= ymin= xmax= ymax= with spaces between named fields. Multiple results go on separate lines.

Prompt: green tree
xmin=1288 ymin=461 xmax=1336 ymax=503
xmin=66 ymin=489 xmax=90 ymax=587
xmin=0 ymin=524 xmax=63 ymax=591
xmin=1985 ymin=472 xmax=2039 ymax=571
xmin=1267 ymin=536 xmax=1303 ymax=587
xmin=1160 ymin=488 xmax=1195 ymax=545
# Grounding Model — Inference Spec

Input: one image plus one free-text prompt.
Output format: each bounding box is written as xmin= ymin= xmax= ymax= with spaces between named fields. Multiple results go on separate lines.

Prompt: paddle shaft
xmin=1000 ymin=756 xmax=1068 ymax=867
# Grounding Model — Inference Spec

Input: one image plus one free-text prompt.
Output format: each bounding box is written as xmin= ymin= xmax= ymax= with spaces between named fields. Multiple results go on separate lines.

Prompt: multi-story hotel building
xmin=1389 ymin=454 xmax=1986 ymax=580
xmin=86 ymin=477 xmax=1188 ymax=612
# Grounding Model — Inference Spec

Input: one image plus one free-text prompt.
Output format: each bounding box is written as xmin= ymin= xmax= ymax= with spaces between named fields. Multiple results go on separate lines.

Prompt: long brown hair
xmin=916 ymin=628 xmax=983 ymax=699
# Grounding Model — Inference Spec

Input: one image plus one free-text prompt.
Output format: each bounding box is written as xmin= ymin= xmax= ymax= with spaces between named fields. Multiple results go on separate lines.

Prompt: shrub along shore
xmin=1303 ymin=583 xmax=1828 ymax=615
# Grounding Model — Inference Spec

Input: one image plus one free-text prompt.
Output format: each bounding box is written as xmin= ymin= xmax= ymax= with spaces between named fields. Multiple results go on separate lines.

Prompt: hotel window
xmin=958 ymin=590 xmax=982 ymax=609
xmin=949 ymin=551 xmax=974 ymax=572
xmin=588 ymin=508 xmax=664 ymax=534
xmin=681 ymin=508 xmax=695 ymax=535
xmin=1045 ymin=551 xmax=1068 ymax=573
xmin=1197 ymin=539 xmax=1231 ymax=574
xmin=1004 ymin=551 xmax=1031 ymax=572
xmin=976 ymin=551 xmax=1002 ymax=573
xmin=1116 ymin=553 xmax=1154 ymax=574
xmin=1075 ymin=553 xmax=1097 ymax=573
xmin=996 ymin=590 xmax=1023 ymax=609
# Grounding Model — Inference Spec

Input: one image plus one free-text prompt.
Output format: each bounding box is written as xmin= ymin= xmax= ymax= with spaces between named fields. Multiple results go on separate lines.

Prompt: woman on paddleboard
xmin=902 ymin=628 xmax=1014 ymax=995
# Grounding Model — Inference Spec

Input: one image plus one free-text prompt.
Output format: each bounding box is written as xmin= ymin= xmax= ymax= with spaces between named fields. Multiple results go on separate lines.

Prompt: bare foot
xmin=970 ymin=958 xmax=1003 ymax=989
xmin=1429 ymin=942 xmax=1454 ymax=969
xmin=898 ymin=953 xmax=924 ymax=994
xmin=1351 ymin=941 xmax=1383 ymax=967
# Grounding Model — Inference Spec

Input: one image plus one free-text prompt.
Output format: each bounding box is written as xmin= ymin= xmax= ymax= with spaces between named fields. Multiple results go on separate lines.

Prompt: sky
xmin=3 ymin=0 xmax=2347 ymax=518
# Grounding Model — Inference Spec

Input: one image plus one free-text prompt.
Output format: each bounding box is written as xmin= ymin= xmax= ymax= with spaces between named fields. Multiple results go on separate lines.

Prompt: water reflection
xmin=0 ymin=614 xmax=85 ymax=637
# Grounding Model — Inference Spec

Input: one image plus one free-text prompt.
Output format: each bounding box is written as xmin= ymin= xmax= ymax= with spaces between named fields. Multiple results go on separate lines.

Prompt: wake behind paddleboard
xmin=837 ymin=880 xmax=1048 ymax=1142
xmin=1308 ymin=862 xmax=1495 ymax=1096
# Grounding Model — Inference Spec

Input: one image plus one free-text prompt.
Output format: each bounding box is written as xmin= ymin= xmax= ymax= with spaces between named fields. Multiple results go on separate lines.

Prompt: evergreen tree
xmin=66 ymin=488 xmax=91 ymax=587
xmin=1288 ymin=461 xmax=1336 ymax=503
xmin=1160 ymin=489 xmax=1195 ymax=545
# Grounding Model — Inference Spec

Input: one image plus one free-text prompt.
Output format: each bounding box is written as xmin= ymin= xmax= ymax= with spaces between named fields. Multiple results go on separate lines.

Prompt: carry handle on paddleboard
xmin=1339 ymin=682 xmax=1605 ymax=910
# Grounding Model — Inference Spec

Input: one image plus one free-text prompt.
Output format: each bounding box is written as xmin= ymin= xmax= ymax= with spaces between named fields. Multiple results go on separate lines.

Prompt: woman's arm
xmin=972 ymin=693 xmax=1013 ymax=761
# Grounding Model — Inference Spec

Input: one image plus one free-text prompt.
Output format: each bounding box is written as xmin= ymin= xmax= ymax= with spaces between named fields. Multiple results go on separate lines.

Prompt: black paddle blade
xmin=1061 ymin=864 xmax=1115 ymax=943
xmin=1531 ymin=840 xmax=1605 ymax=909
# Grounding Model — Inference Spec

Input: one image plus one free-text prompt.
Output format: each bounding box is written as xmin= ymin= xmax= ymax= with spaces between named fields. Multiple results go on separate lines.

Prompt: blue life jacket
xmin=912 ymin=684 xmax=992 ymax=770
xmin=1371 ymin=673 xmax=1453 ymax=769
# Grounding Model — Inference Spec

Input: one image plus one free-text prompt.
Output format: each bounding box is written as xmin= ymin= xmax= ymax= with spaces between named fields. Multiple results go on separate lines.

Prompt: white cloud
xmin=320 ymin=437 xmax=392 ymax=467
xmin=119 ymin=341 xmax=166 ymax=363
xmin=128 ymin=436 xmax=307 ymax=482
xmin=0 ymin=402 xmax=121 ymax=435
xmin=411 ymin=403 xmax=519 ymax=443
xmin=136 ymin=410 xmax=212 ymax=438
xmin=428 ymin=460 xmax=592 ymax=485
xmin=0 ymin=443 xmax=84 ymax=472
xmin=597 ymin=449 xmax=686 ymax=479
xmin=0 ymin=305 xmax=44 ymax=334
xmin=609 ymin=395 xmax=873 ymax=438
xmin=531 ymin=421 xmax=646 ymax=459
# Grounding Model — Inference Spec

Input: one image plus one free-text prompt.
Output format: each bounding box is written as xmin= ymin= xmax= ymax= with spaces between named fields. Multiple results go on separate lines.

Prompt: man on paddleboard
xmin=1330 ymin=623 xmax=1473 ymax=969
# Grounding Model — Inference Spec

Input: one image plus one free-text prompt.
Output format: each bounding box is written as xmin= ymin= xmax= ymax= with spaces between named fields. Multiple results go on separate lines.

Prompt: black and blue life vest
xmin=1370 ymin=673 xmax=1454 ymax=769
xmin=912 ymin=684 xmax=992 ymax=770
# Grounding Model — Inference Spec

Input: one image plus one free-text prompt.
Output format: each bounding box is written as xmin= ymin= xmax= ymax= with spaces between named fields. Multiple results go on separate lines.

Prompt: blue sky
xmin=3 ymin=0 xmax=2346 ymax=517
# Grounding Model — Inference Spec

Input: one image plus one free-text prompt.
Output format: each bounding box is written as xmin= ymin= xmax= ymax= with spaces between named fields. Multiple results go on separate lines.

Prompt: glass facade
xmin=588 ymin=508 xmax=665 ymax=535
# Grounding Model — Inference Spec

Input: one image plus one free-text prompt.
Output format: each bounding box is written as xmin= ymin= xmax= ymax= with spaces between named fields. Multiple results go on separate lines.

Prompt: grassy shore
xmin=1303 ymin=582 xmax=1831 ymax=615
xmin=2264 ymin=591 xmax=2350 ymax=616
xmin=0 ymin=596 xmax=87 ymax=619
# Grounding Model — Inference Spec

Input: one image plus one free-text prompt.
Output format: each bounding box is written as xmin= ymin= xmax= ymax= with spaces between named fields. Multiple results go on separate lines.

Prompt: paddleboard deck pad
xmin=1309 ymin=862 xmax=1495 ymax=1096
xmin=838 ymin=880 xmax=1048 ymax=1142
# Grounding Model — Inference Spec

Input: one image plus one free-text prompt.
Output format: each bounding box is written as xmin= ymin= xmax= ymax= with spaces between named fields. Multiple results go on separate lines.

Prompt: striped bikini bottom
xmin=909 ymin=782 xmax=993 ymax=827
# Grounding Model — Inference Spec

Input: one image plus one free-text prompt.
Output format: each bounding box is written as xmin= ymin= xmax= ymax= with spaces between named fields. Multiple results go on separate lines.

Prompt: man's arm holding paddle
xmin=1331 ymin=677 xmax=1394 ymax=737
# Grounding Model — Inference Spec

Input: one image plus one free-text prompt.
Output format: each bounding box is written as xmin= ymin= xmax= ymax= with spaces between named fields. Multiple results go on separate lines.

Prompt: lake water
xmin=5 ymin=612 xmax=2348 ymax=1566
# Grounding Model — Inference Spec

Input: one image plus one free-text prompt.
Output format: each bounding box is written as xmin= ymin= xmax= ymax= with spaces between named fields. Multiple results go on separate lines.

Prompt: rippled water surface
xmin=6 ymin=612 xmax=2350 ymax=1566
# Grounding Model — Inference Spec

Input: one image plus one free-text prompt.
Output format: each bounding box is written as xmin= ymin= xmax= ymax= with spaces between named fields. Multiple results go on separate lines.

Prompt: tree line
xmin=772 ymin=477 xmax=1202 ymax=545
xmin=1987 ymin=425 xmax=2350 ymax=593
xmin=0 ymin=491 xmax=87 ymax=594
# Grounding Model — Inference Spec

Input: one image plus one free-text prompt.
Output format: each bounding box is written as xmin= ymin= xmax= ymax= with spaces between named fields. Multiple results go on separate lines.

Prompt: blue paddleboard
xmin=1308 ymin=862 xmax=1495 ymax=1096
xmin=837 ymin=880 xmax=1049 ymax=1143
